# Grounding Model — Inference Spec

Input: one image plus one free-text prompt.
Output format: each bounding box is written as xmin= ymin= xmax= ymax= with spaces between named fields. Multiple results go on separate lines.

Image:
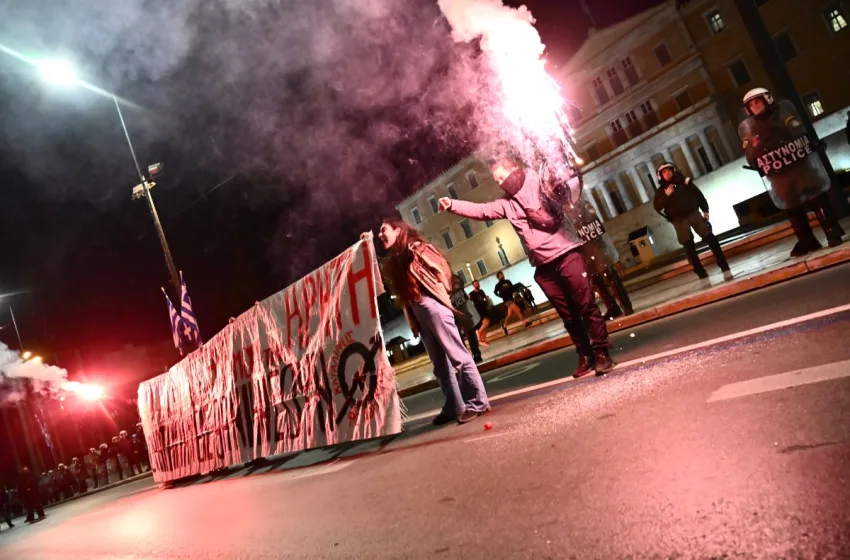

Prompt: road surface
xmin=2 ymin=264 xmax=849 ymax=559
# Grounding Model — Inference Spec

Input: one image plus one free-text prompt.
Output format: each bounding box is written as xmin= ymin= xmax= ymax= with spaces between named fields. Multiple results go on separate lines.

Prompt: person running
xmin=378 ymin=219 xmax=490 ymax=424
xmin=439 ymin=156 xmax=615 ymax=377
xmin=653 ymin=162 xmax=733 ymax=282
xmin=469 ymin=280 xmax=498 ymax=346
xmin=493 ymin=271 xmax=531 ymax=333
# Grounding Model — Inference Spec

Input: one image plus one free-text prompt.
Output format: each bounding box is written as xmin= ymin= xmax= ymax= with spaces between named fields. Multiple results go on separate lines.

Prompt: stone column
xmin=714 ymin=123 xmax=736 ymax=162
xmin=680 ymin=141 xmax=702 ymax=178
xmin=584 ymin=188 xmax=603 ymax=219
xmin=662 ymin=147 xmax=674 ymax=164
xmin=627 ymin=167 xmax=650 ymax=203
xmin=612 ymin=173 xmax=634 ymax=211
xmin=599 ymin=184 xmax=618 ymax=218
xmin=698 ymin=129 xmax=721 ymax=170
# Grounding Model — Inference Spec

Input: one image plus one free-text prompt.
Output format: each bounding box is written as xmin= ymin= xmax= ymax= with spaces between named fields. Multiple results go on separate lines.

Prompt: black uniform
xmin=739 ymin=99 xmax=844 ymax=255
xmin=449 ymin=287 xmax=482 ymax=362
xmin=119 ymin=437 xmax=142 ymax=476
xmin=18 ymin=469 xmax=45 ymax=523
xmin=654 ymin=169 xmax=730 ymax=279
xmin=0 ymin=488 xmax=13 ymax=529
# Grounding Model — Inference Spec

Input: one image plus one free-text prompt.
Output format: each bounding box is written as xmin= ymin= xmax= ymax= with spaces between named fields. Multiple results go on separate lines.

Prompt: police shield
xmin=737 ymin=99 xmax=829 ymax=209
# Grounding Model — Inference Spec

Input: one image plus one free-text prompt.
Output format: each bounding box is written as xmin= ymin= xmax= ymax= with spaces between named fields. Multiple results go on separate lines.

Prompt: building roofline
xmin=395 ymin=154 xmax=481 ymax=210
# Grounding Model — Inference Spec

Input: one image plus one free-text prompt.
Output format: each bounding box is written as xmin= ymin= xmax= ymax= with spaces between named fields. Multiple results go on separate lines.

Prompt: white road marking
xmin=403 ymin=303 xmax=850 ymax=423
xmin=707 ymin=359 xmax=850 ymax=403
xmin=487 ymin=362 xmax=541 ymax=383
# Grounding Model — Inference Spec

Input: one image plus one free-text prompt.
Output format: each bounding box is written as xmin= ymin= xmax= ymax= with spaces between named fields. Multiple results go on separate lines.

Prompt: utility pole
xmin=731 ymin=0 xmax=850 ymax=216
xmin=112 ymin=94 xmax=182 ymax=300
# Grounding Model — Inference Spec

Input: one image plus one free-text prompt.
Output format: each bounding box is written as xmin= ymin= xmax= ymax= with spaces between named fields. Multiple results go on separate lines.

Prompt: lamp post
xmin=36 ymin=60 xmax=182 ymax=300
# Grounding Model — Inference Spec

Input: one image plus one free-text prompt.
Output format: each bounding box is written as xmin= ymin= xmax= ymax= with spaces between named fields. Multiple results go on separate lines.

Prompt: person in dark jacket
xmin=493 ymin=271 xmax=530 ymax=334
xmin=653 ymin=162 xmax=733 ymax=281
xmin=118 ymin=430 xmax=142 ymax=476
xmin=18 ymin=467 xmax=45 ymax=523
xmin=469 ymin=280 xmax=500 ymax=346
xmin=109 ymin=437 xmax=124 ymax=481
xmin=97 ymin=443 xmax=111 ymax=485
xmin=0 ymin=486 xmax=14 ymax=530
xmin=449 ymin=275 xmax=483 ymax=363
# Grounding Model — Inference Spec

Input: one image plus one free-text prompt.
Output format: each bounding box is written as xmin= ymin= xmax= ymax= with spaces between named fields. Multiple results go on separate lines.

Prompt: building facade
xmin=556 ymin=0 xmax=849 ymax=264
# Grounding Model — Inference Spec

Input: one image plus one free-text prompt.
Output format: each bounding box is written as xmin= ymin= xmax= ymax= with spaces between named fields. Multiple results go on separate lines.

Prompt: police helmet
xmin=655 ymin=161 xmax=677 ymax=182
xmin=743 ymin=88 xmax=774 ymax=116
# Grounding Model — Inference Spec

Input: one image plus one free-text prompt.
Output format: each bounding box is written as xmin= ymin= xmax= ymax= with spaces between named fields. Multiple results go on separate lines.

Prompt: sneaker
xmin=432 ymin=413 xmax=455 ymax=426
xmin=722 ymin=269 xmax=734 ymax=281
xmin=593 ymin=350 xmax=616 ymax=375
xmin=572 ymin=355 xmax=595 ymax=378
xmin=457 ymin=410 xmax=482 ymax=424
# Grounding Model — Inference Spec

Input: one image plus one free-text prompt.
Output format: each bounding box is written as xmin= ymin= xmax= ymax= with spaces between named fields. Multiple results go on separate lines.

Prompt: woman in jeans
xmin=379 ymin=218 xmax=490 ymax=425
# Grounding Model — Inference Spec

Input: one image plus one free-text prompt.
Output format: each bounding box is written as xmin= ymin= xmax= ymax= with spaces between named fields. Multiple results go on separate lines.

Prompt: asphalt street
xmin=2 ymin=264 xmax=849 ymax=559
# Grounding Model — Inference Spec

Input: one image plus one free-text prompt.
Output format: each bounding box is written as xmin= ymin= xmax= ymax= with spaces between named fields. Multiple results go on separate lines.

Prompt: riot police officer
xmin=739 ymin=88 xmax=844 ymax=256
xmin=564 ymin=194 xmax=633 ymax=318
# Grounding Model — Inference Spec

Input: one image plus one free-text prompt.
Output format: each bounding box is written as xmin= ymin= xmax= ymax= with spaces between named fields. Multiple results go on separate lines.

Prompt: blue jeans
xmin=412 ymin=296 xmax=490 ymax=418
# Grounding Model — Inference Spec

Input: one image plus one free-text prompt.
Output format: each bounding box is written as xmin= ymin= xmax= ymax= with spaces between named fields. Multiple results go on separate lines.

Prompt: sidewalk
xmin=396 ymin=217 xmax=850 ymax=398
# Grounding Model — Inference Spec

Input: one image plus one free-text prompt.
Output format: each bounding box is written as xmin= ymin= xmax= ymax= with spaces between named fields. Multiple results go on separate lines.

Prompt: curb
xmin=397 ymin=245 xmax=850 ymax=399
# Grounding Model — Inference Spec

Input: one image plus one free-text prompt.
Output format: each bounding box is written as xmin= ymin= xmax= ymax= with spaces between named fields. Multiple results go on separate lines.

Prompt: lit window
xmin=707 ymin=10 xmax=725 ymax=34
xmin=773 ymin=32 xmax=797 ymax=62
xmin=592 ymin=76 xmax=609 ymax=105
xmin=729 ymin=60 xmax=751 ymax=87
xmin=625 ymin=110 xmax=638 ymax=124
xmin=825 ymin=6 xmax=848 ymax=33
xmin=428 ymin=195 xmax=438 ymax=213
xmin=447 ymin=183 xmax=459 ymax=199
xmin=610 ymin=118 xmax=624 ymax=132
xmin=476 ymin=259 xmax=488 ymax=275
xmin=654 ymin=44 xmax=672 ymax=66
xmin=466 ymin=171 xmax=479 ymax=189
xmin=456 ymin=269 xmax=467 ymax=285
xmin=498 ymin=248 xmax=509 ymax=267
xmin=411 ymin=207 xmax=422 ymax=224
xmin=621 ymin=56 xmax=639 ymax=86
xmin=803 ymin=92 xmax=824 ymax=118
xmin=461 ymin=219 xmax=474 ymax=239
xmin=606 ymin=67 xmax=624 ymax=96
xmin=441 ymin=228 xmax=454 ymax=249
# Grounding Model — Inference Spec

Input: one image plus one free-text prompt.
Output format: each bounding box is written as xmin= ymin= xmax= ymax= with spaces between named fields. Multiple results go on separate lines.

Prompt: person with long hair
xmin=378 ymin=218 xmax=490 ymax=425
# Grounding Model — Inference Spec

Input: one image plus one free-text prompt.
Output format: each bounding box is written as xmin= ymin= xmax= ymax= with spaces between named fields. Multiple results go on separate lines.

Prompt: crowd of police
xmin=0 ymin=423 xmax=149 ymax=529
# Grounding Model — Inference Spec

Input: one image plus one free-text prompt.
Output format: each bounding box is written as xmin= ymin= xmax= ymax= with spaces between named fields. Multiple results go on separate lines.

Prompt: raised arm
xmin=440 ymin=197 xmax=507 ymax=221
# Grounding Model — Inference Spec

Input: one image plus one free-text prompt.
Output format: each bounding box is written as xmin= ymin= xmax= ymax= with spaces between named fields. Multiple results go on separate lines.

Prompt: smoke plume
xmin=0 ymin=342 xmax=69 ymax=403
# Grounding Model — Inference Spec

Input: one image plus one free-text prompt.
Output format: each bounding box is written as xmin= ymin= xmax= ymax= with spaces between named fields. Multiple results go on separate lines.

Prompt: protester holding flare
xmin=378 ymin=219 xmax=490 ymax=425
xmin=439 ymin=155 xmax=615 ymax=377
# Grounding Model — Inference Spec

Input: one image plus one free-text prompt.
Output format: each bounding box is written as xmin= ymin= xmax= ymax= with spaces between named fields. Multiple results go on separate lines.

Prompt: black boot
xmin=704 ymin=233 xmax=730 ymax=271
xmin=606 ymin=268 xmax=634 ymax=315
xmin=787 ymin=204 xmax=821 ymax=256
xmin=605 ymin=305 xmax=624 ymax=320
xmin=572 ymin=355 xmax=595 ymax=378
xmin=813 ymin=195 xmax=845 ymax=248
xmin=683 ymin=240 xmax=708 ymax=278
xmin=593 ymin=349 xmax=616 ymax=375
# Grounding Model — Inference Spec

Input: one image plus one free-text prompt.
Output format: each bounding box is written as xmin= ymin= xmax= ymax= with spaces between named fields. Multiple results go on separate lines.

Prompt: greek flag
xmin=162 ymin=272 xmax=202 ymax=355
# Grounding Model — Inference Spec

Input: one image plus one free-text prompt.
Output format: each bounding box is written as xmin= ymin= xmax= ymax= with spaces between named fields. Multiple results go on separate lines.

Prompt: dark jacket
xmin=653 ymin=172 xmax=708 ymax=221
xmin=494 ymin=279 xmax=515 ymax=303
xmin=18 ymin=470 xmax=38 ymax=497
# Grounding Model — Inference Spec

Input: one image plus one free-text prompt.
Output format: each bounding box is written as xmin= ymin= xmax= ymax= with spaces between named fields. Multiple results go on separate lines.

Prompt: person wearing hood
xmin=653 ymin=162 xmax=733 ymax=281
xmin=439 ymin=156 xmax=615 ymax=378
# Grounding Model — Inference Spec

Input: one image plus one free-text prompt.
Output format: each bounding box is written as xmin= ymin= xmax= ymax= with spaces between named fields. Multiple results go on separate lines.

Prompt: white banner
xmin=137 ymin=236 xmax=402 ymax=482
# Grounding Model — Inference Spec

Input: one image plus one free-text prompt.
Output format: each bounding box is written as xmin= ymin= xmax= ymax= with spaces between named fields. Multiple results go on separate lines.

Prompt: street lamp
xmin=36 ymin=58 xmax=182 ymax=300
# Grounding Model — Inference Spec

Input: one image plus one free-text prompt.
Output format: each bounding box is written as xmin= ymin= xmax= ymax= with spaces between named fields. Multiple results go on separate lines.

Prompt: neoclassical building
xmin=558 ymin=0 xmax=739 ymax=222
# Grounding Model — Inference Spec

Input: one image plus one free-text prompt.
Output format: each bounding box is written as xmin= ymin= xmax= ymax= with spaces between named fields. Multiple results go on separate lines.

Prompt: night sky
xmin=0 ymin=0 xmax=661 ymax=390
